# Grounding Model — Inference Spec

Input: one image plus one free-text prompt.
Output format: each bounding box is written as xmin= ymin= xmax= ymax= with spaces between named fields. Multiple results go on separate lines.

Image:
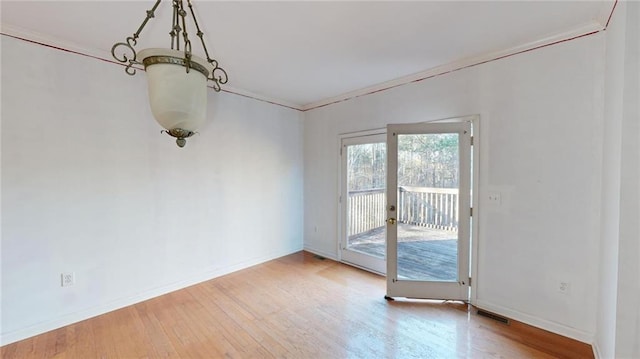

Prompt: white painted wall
xmin=0 ymin=36 xmax=304 ymax=345
xmin=596 ymin=1 xmax=626 ymax=356
xmin=595 ymin=2 xmax=640 ymax=358
xmin=614 ymin=1 xmax=640 ymax=357
xmin=304 ymin=34 xmax=604 ymax=342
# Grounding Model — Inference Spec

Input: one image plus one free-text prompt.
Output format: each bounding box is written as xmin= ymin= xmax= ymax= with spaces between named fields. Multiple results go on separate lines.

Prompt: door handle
xmin=386 ymin=218 xmax=397 ymax=225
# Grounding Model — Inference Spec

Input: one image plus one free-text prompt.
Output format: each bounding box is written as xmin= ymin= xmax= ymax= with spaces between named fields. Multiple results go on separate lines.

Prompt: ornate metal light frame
xmin=111 ymin=0 xmax=228 ymax=147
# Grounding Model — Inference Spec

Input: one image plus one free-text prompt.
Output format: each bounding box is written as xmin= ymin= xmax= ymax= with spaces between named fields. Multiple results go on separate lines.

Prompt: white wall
xmin=595 ymin=2 xmax=640 ymax=358
xmin=0 ymin=36 xmax=304 ymax=345
xmin=304 ymin=34 xmax=604 ymax=342
xmin=596 ymin=1 xmax=626 ymax=356
xmin=614 ymin=1 xmax=640 ymax=357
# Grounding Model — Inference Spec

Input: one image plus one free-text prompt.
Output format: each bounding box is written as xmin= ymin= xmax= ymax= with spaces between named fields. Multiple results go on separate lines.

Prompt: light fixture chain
xmin=170 ymin=0 xmax=177 ymax=49
xmin=186 ymin=0 xmax=228 ymax=91
xmin=186 ymin=0 xmax=210 ymax=62
xmin=132 ymin=0 xmax=161 ymax=43
xmin=172 ymin=0 xmax=181 ymax=51
xmin=111 ymin=0 xmax=162 ymax=75
xmin=177 ymin=0 xmax=192 ymax=73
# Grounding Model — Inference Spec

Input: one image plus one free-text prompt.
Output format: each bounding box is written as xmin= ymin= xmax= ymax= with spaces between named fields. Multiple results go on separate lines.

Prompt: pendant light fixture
xmin=111 ymin=0 xmax=227 ymax=148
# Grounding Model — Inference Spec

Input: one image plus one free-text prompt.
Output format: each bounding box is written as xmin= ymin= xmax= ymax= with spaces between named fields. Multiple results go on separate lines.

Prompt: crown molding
xmin=2 ymin=17 xmax=609 ymax=114
xmin=301 ymin=20 xmax=604 ymax=112
xmin=1 ymin=23 xmax=112 ymax=61
xmin=597 ymin=0 xmax=618 ymax=28
xmin=0 ymin=23 xmax=304 ymax=112
xmin=219 ymin=86 xmax=303 ymax=111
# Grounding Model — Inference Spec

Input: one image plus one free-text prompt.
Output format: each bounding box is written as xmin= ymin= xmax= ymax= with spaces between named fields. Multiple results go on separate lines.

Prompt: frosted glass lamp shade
xmin=138 ymin=49 xmax=211 ymax=133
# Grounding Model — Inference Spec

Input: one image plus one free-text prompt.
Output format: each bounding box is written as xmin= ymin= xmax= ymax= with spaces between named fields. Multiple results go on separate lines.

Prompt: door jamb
xmin=469 ymin=115 xmax=480 ymax=306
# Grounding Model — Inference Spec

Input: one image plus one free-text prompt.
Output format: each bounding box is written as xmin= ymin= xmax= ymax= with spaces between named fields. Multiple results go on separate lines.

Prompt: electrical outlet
xmin=558 ymin=281 xmax=570 ymax=295
xmin=487 ymin=191 xmax=502 ymax=205
xmin=61 ymin=272 xmax=75 ymax=287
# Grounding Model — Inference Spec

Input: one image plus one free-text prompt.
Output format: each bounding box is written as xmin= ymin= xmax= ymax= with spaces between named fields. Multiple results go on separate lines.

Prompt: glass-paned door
xmin=386 ymin=122 xmax=471 ymax=300
xmin=340 ymin=134 xmax=387 ymax=274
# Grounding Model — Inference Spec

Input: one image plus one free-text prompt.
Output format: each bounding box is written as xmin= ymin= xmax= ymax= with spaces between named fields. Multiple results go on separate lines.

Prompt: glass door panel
xmin=396 ymin=133 xmax=459 ymax=282
xmin=340 ymin=134 xmax=386 ymax=274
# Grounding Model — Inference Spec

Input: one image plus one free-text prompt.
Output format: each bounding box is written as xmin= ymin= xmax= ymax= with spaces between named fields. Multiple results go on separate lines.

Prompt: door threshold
xmin=340 ymin=260 xmax=385 ymax=277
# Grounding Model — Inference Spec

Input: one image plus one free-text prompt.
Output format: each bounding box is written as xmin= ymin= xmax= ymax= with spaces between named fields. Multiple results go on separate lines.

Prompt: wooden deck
xmin=348 ymin=223 xmax=458 ymax=281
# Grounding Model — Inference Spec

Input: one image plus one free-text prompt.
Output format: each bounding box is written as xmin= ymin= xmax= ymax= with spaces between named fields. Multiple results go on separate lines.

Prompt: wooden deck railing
xmin=348 ymin=186 xmax=459 ymax=237
xmin=347 ymin=188 xmax=386 ymax=237
xmin=398 ymin=186 xmax=459 ymax=231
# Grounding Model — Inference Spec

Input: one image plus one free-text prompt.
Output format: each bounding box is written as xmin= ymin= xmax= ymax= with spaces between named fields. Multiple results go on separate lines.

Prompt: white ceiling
xmin=1 ymin=1 xmax=613 ymax=110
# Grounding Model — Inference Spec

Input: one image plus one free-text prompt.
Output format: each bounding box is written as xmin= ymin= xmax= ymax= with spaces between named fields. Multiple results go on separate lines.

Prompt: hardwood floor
xmin=2 ymin=251 xmax=593 ymax=358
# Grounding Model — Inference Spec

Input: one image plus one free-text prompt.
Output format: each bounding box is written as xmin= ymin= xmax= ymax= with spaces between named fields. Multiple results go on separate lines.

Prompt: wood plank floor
xmin=2 ymin=251 xmax=593 ymax=358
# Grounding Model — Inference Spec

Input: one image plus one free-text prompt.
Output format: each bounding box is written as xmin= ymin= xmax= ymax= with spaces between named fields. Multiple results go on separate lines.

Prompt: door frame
xmin=469 ymin=115 xmax=480 ymax=306
xmin=335 ymin=115 xmax=480 ymax=305
xmin=385 ymin=115 xmax=480 ymax=304
xmin=386 ymin=121 xmax=471 ymax=300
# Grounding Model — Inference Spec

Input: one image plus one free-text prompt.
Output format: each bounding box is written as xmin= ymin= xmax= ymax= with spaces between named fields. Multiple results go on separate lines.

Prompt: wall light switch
xmin=61 ymin=272 xmax=75 ymax=287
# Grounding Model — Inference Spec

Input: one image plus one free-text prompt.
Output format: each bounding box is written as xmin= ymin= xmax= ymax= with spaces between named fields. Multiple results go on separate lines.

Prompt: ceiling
xmin=1 ymin=1 xmax=613 ymax=110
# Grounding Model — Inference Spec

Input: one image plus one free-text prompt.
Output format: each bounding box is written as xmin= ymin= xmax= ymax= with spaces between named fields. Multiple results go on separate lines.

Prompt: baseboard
xmin=592 ymin=341 xmax=602 ymax=359
xmin=0 ymin=246 xmax=302 ymax=346
xmin=303 ymin=245 xmax=338 ymax=261
xmin=475 ymin=299 xmax=594 ymax=344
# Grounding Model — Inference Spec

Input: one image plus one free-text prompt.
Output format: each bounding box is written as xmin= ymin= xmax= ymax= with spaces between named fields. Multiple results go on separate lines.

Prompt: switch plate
xmin=61 ymin=272 xmax=75 ymax=287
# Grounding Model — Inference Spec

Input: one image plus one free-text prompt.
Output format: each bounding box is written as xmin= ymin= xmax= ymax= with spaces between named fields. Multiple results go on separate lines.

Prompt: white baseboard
xmin=592 ymin=341 xmax=602 ymax=359
xmin=475 ymin=299 xmax=594 ymax=344
xmin=302 ymin=245 xmax=338 ymax=261
xmin=0 ymin=247 xmax=302 ymax=346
